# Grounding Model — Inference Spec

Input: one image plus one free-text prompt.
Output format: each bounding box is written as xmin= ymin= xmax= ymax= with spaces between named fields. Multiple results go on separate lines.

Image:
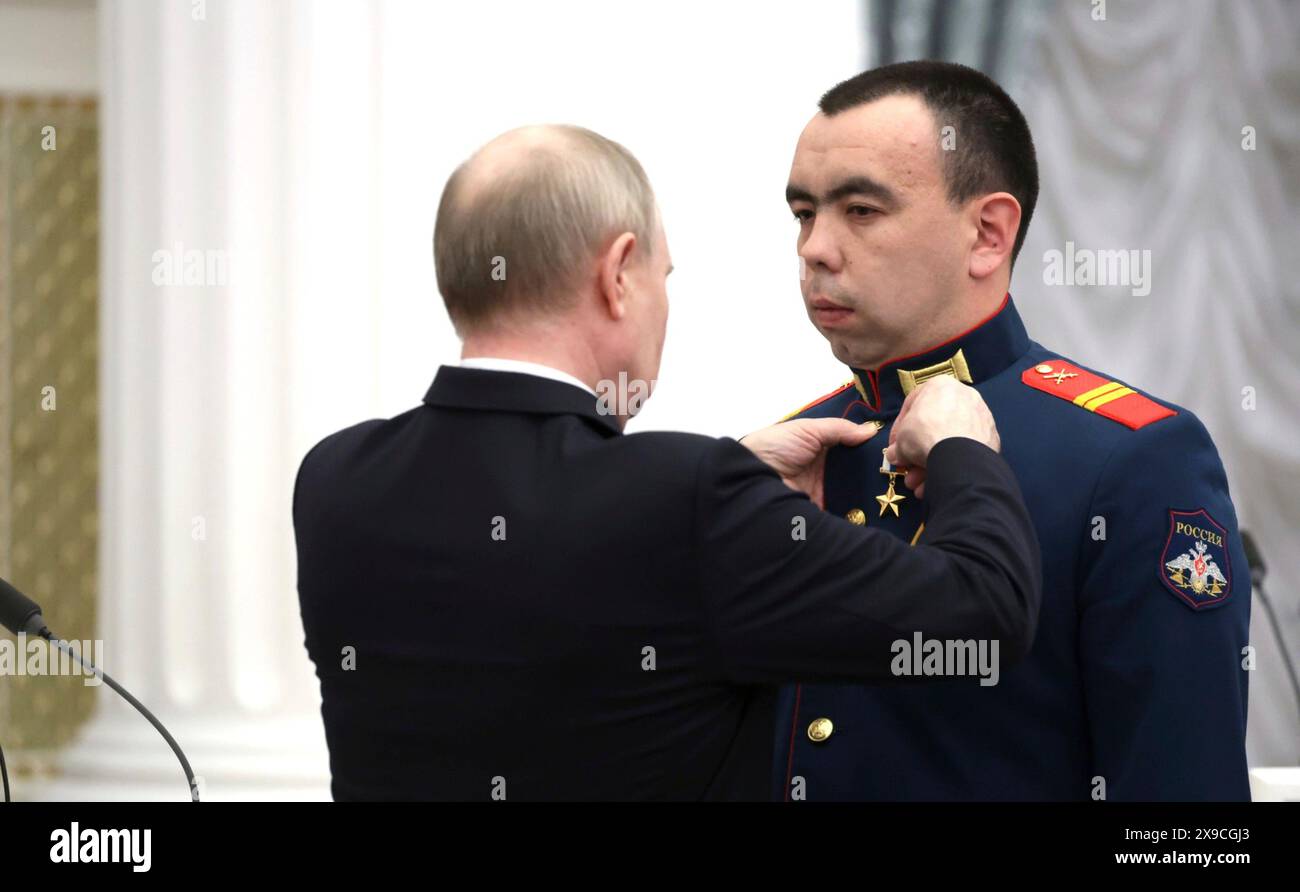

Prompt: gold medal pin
xmin=876 ymin=447 xmax=906 ymax=518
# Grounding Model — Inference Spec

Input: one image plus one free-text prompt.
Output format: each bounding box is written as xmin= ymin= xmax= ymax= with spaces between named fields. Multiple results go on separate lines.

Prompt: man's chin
xmin=819 ymin=332 xmax=858 ymax=367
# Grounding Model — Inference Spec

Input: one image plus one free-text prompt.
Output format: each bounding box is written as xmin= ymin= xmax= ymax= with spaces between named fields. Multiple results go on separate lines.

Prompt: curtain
xmin=1012 ymin=0 xmax=1300 ymax=765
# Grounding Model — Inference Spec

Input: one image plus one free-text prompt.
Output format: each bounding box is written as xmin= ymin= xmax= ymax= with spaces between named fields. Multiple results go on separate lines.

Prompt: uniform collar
xmin=848 ymin=293 xmax=1030 ymax=417
xmin=423 ymin=365 xmax=622 ymax=437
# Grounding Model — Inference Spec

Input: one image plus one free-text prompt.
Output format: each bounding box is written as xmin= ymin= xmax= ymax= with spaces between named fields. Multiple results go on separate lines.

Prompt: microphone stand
xmin=42 ymin=631 xmax=201 ymax=801
xmin=0 ymin=574 xmax=199 ymax=801
xmin=0 ymin=737 xmax=9 ymax=802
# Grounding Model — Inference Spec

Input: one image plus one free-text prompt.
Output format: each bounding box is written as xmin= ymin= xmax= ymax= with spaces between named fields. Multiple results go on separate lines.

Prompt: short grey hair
xmin=434 ymin=125 xmax=657 ymax=333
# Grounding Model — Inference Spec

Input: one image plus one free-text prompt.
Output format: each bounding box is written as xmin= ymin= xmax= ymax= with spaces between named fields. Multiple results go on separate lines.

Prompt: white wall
xmin=362 ymin=0 xmax=866 ymax=438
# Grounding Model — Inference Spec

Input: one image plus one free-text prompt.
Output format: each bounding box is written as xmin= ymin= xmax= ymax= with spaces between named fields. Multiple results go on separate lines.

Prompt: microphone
xmin=1241 ymin=531 xmax=1300 ymax=736
xmin=0 ymin=576 xmax=48 ymax=637
xmin=1242 ymin=530 xmax=1267 ymax=587
xmin=0 ymin=576 xmax=200 ymax=802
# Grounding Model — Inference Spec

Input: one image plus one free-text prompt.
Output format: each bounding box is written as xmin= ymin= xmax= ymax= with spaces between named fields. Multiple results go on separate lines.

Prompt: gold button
xmin=1034 ymin=363 xmax=1053 ymax=374
xmin=845 ymin=508 xmax=866 ymax=526
xmin=807 ymin=717 xmax=834 ymax=743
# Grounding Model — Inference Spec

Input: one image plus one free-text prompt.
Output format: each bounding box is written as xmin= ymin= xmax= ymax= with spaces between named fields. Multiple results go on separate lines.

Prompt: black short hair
xmin=819 ymin=60 xmax=1038 ymax=267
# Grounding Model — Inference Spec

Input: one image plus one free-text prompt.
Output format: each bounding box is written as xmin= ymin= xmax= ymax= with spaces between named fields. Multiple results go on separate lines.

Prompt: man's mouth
xmin=810 ymin=298 xmax=854 ymax=326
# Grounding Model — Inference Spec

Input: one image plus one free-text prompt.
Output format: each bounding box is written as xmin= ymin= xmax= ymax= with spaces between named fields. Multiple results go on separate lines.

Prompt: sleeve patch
xmin=1159 ymin=508 xmax=1233 ymax=610
xmin=1021 ymin=360 xmax=1176 ymax=430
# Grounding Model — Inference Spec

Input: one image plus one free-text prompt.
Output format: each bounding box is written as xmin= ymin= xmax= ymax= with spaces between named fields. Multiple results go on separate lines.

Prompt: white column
xmin=37 ymin=0 xmax=384 ymax=802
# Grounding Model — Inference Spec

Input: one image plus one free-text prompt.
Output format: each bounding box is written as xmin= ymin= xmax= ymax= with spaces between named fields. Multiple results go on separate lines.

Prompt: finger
xmin=888 ymin=407 xmax=904 ymax=447
xmin=850 ymin=419 xmax=885 ymax=445
xmin=887 ymin=433 xmax=918 ymax=470
xmin=889 ymin=388 xmax=925 ymax=450
xmin=898 ymin=384 xmax=922 ymax=415
xmin=903 ymin=468 xmax=924 ymax=491
xmin=799 ymin=418 xmax=882 ymax=449
xmin=830 ymin=418 xmax=883 ymax=447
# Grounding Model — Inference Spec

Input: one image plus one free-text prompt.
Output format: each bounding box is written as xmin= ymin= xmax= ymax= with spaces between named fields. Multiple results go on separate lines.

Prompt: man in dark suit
xmin=293 ymin=124 xmax=1041 ymax=801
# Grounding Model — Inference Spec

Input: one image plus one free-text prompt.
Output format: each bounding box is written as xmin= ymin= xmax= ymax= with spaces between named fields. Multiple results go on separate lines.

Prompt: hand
xmin=741 ymin=419 xmax=883 ymax=508
xmin=883 ymin=377 xmax=999 ymax=498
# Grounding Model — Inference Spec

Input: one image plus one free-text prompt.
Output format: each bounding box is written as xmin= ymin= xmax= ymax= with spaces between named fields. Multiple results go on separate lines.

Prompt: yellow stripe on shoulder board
xmin=1072 ymin=381 xmax=1123 ymax=406
xmin=1072 ymin=381 xmax=1138 ymax=412
xmin=1084 ymin=386 xmax=1135 ymax=411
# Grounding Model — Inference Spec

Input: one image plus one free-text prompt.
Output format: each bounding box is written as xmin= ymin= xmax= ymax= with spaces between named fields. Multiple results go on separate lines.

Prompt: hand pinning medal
xmin=876 ymin=447 xmax=907 ymax=517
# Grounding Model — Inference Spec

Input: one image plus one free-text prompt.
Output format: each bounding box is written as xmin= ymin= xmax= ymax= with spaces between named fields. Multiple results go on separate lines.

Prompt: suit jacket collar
xmin=422 ymin=365 xmax=623 ymax=437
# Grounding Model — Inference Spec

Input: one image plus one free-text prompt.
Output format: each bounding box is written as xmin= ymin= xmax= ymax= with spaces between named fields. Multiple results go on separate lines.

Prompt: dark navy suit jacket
xmin=294 ymin=365 xmax=1040 ymax=800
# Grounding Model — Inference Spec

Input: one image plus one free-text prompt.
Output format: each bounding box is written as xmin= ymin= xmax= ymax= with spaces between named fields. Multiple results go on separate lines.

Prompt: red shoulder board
xmin=780 ymin=382 xmax=853 ymax=421
xmin=1020 ymin=360 xmax=1176 ymax=430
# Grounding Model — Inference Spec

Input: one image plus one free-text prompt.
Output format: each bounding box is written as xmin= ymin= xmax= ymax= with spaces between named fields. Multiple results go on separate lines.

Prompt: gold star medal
xmin=876 ymin=448 xmax=906 ymax=518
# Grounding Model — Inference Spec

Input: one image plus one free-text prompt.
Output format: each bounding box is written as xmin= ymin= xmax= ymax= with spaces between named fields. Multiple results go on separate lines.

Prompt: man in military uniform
xmin=775 ymin=61 xmax=1250 ymax=800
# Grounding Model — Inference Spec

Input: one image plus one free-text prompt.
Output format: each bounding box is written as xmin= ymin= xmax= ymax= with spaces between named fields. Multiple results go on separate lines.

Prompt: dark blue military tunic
xmin=775 ymin=294 xmax=1251 ymax=801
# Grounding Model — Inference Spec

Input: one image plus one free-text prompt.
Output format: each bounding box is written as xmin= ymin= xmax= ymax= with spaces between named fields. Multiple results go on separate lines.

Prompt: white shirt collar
xmin=458 ymin=357 xmax=597 ymax=397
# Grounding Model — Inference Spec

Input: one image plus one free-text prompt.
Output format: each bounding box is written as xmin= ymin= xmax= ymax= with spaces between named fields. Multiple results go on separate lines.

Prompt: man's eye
xmin=848 ymin=205 xmax=875 ymax=217
xmin=792 ymin=209 xmax=812 ymax=222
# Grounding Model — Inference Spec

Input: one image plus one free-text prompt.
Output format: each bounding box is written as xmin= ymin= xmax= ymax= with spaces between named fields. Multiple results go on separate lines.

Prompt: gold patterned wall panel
xmin=0 ymin=95 xmax=99 ymax=758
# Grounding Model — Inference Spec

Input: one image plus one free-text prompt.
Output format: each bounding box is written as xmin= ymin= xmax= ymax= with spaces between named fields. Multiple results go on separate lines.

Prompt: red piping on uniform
xmin=792 ymin=382 xmax=854 ymax=417
xmin=858 ymin=370 xmax=882 ymax=412
xmin=871 ymin=292 xmax=1010 ymax=376
xmin=783 ymin=683 xmax=802 ymax=801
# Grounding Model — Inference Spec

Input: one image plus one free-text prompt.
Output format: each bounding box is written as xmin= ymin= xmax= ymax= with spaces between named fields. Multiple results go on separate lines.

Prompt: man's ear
xmin=598 ymin=232 xmax=638 ymax=320
xmin=968 ymin=193 xmax=1021 ymax=280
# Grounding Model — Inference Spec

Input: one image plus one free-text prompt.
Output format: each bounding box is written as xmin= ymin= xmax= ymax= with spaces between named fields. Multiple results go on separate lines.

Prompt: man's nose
xmin=799 ymin=218 xmax=842 ymax=275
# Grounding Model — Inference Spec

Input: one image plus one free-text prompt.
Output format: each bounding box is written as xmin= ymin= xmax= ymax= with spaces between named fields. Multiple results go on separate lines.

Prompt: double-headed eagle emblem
xmin=1165 ymin=540 xmax=1227 ymax=596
